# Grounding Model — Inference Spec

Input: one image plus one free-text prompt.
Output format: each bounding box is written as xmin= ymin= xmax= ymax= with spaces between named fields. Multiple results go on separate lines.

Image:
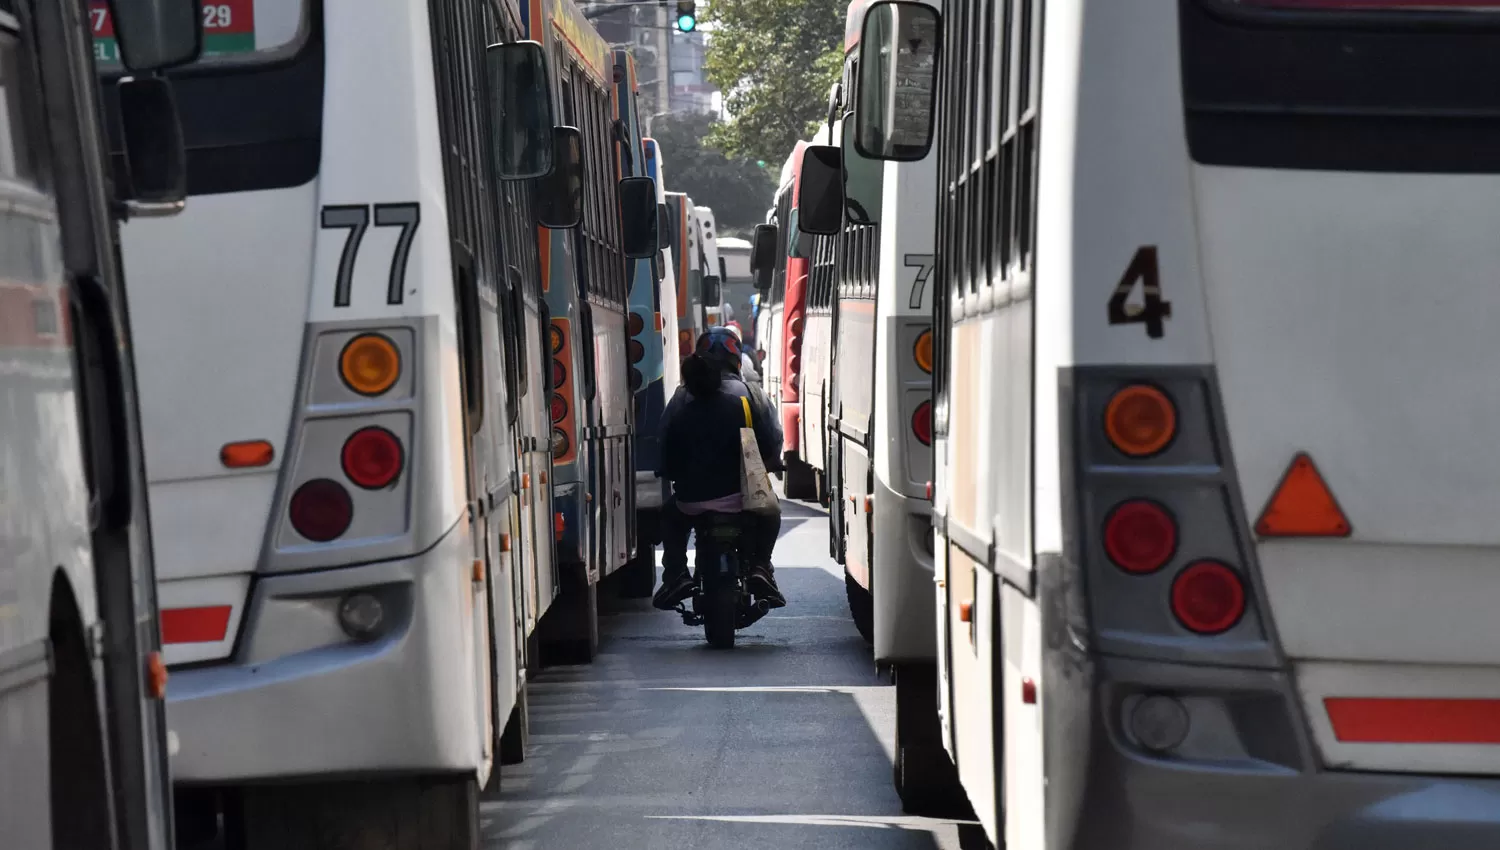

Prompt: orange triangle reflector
xmin=1254 ymin=452 xmax=1351 ymax=538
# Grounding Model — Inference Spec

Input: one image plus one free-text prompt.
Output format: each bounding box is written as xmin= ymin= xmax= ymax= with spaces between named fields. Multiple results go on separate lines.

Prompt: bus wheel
xmin=47 ymin=576 xmax=113 ymax=850
xmin=238 ymin=776 xmax=479 ymax=850
xmin=844 ymin=571 xmax=874 ymax=645
xmin=618 ymin=546 xmax=657 ymax=599
xmin=893 ymin=664 xmax=972 ymax=818
xmin=784 ymin=458 xmax=817 ymax=500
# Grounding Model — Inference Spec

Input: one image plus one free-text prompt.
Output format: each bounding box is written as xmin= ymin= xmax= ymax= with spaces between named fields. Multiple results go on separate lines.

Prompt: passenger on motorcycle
xmin=654 ymin=327 xmax=786 ymax=611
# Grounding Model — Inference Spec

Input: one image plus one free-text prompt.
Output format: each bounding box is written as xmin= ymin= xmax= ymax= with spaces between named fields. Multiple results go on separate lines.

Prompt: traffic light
xmin=675 ymin=0 xmax=696 ymax=32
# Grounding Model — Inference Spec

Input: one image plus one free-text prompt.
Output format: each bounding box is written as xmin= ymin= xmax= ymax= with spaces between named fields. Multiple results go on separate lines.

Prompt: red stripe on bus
xmin=1326 ymin=697 xmax=1500 ymax=744
xmin=161 ymin=606 xmax=233 ymax=644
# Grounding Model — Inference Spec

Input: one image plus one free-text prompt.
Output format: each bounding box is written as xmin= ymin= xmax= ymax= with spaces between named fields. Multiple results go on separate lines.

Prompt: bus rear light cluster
xmin=1103 ymin=500 xmax=1176 ymax=574
xmin=342 ymin=427 xmax=404 ymax=490
xmin=1171 ymin=561 xmax=1246 ymax=635
xmin=1105 ymin=384 xmax=1177 ymax=458
xmin=550 ymin=393 xmax=568 ymax=423
xmin=912 ymin=400 xmax=933 ymax=446
xmin=289 ymin=479 xmax=353 ymax=542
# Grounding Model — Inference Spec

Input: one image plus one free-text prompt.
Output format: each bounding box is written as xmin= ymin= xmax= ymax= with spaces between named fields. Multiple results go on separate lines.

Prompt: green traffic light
xmin=676 ymin=13 xmax=696 ymax=31
xmin=756 ymin=160 xmax=767 ymax=168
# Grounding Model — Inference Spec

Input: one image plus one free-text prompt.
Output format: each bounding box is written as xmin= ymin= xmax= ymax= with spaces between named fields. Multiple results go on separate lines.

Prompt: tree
xmin=651 ymin=111 xmax=776 ymax=235
xmin=702 ymin=0 xmax=846 ymax=167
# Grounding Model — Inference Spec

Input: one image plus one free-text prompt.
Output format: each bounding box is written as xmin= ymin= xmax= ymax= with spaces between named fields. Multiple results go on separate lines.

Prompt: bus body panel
xmin=801 ymin=122 xmax=837 ymax=483
xmin=633 ymin=138 xmax=680 ymax=512
xmin=696 ymin=205 xmax=722 ymax=326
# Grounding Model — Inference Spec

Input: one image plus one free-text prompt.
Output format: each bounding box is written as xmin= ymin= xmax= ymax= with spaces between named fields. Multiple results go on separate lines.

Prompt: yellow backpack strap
xmin=740 ymin=396 xmax=752 ymax=428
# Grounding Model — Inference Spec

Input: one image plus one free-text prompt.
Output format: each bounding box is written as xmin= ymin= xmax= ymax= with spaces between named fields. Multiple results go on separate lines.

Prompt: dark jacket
xmin=657 ymin=369 xmax=785 ymax=503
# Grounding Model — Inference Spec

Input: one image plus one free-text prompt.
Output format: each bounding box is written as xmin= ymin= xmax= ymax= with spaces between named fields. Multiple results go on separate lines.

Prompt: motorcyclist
xmin=654 ymin=327 xmax=786 ymax=611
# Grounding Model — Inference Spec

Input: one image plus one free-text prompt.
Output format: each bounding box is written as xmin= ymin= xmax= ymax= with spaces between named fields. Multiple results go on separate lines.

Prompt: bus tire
xmin=618 ymin=546 xmax=657 ymax=599
xmin=784 ymin=457 xmax=817 ymax=500
xmin=238 ymin=776 xmax=479 ymax=850
xmin=845 ymin=571 xmax=874 ymax=645
xmin=47 ymin=576 xmax=113 ymax=850
xmin=893 ymin=664 xmax=972 ymax=819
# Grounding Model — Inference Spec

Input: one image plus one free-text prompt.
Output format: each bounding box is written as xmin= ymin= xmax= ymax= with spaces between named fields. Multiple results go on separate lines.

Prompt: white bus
xmin=96 ymin=0 xmax=650 ymax=843
xmin=800 ymin=119 xmax=837 ymax=506
xmin=5 ymin=0 xmax=196 ymax=847
xmin=696 ymin=205 xmax=725 ymax=328
xmin=801 ymin=0 xmax=956 ymax=815
xmin=842 ymin=0 xmax=1500 ymax=847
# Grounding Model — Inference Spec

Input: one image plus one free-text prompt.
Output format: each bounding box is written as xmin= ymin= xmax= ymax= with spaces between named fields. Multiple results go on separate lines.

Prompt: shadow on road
xmin=487 ymin=527 xmax=976 ymax=850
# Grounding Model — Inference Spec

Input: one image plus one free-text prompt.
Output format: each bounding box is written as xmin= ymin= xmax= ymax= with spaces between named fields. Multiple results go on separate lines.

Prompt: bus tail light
xmin=340 ymin=333 xmax=401 ymax=396
xmin=289 ymin=479 xmax=353 ymax=542
xmin=551 ymin=361 xmax=567 ymax=389
xmin=341 ymin=427 xmax=404 ymax=489
xmin=1105 ymin=384 xmax=1177 ymax=457
xmin=628 ymin=312 xmax=646 ymax=336
xmin=914 ymin=329 xmax=933 ymax=374
xmin=1171 ymin=561 xmax=1246 ymax=635
xmin=628 ymin=339 xmax=645 ymax=363
xmin=1103 ymin=500 xmax=1177 ymax=575
xmin=221 ymin=440 xmax=274 ymax=469
xmin=551 ymin=428 xmax=570 ymax=458
xmin=630 ymin=368 xmax=644 ymax=392
xmin=1255 ymin=452 xmax=1351 ymax=538
xmin=791 ymin=335 xmax=803 ymax=355
xmin=912 ymin=400 xmax=933 ymax=446
xmin=549 ymin=325 xmax=564 ymax=354
xmin=550 ymin=393 xmax=568 ymax=423
xmin=160 ymin=606 xmax=233 ymax=644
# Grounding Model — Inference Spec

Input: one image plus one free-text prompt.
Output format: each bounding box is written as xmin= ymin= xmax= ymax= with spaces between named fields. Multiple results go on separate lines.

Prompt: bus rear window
xmin=1222 ymin=0 xmax=1500 ymax=10
xmin=90 ymin=0 xmax=307 ymax=67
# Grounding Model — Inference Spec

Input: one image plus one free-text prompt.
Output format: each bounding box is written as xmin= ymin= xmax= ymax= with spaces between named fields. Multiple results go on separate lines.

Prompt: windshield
xmin=90 ymin=0 xmax=308 ymax=67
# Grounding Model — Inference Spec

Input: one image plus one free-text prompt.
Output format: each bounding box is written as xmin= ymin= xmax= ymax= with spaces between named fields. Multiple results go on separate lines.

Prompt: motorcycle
xmin=672 ymin=511 xmax=774 ymax=648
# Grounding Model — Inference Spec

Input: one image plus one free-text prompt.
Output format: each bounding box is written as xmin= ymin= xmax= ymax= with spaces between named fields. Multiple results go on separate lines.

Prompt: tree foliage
xmin=702 ymin=0 xmax=846 ymax=167
xmin=651 ymin=111 xmax=776 ymax=235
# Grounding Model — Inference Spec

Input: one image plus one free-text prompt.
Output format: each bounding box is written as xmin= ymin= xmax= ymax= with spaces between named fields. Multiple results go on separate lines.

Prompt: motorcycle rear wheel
xmin=703 ymin=582 xmax=739 ymax=649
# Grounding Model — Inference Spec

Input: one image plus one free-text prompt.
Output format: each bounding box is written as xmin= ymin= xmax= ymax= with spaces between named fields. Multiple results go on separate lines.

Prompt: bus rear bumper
xmin=164 ymin=525 xmax=480 ymax=784
xmin=1055 ymin=654 xmax=1500 ymax=849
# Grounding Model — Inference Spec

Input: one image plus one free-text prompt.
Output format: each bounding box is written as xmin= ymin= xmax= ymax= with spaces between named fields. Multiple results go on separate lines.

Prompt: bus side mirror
xmin=118 ymin=76 xmax=188 ymax=218
xmin=854 ymin=0 xmax=942 ymax=162
xmin=702 ymin=274 xmax=722 ymax=307
xmin=619 ymin=176 xmax=658 ymax=259
xmin=486 ymin=41 xmax=557 ymax=180
xmin=750 ymin=223 xmax=776 ymax=290
xmin=796 ymin=145 xmax=845 ymax=236
xmin=538 ymin=126 xmax=583 ymax=229
xmin=108 ymin=0 xmax=202 ymax=72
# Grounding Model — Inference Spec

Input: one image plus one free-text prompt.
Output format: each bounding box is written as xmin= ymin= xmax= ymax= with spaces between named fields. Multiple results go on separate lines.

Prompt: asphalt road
xmin=482 ymin=498 xmax=985 ymax=850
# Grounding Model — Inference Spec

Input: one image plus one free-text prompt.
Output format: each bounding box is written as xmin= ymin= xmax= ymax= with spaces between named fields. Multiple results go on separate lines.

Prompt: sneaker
xmin=746 ymin=564 xmax=786 ymax=608
xmin=653 ymin=570 xmax=695 ymax=610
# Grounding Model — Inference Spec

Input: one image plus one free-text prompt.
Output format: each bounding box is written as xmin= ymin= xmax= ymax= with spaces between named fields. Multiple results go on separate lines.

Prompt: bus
xmin=526 ymin=0 xmax=638 ymax=663
xmin=4 ymin=0 xmax=196 ymax=848
xmin=619 ymin=56 xmax=678 ymax=597
xmin=695 ymin=204 xmax=725 ymax=328
xmin=804 ymin=0 xmax=953 ymax=815
xmin=665 ymin=191 xmax=708 ymax=355
xmin=94 ymin=0 xmax=616 ymax=842
xmin=717 ymin=236 xmax=758 ymax=348
xmin=763 ymin=143 xmax=819 ymax=498
xmin=842 ymin=0 xmax=1500 ymax=847
xmin=800 ymin=118 xmax=840 ymax=506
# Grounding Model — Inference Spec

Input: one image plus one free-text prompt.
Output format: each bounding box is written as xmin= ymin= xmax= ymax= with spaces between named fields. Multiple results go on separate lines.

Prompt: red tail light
xmin=912 ymin=400 xmax=933 ymax=446
xmin=788 ymin=354 xmax=801 ymax=375
xmin=629 ymin=367 xmax=644 ymax=392
xmin=289 ymin=479 xmax=353 ymax=542
xmin=628 ymin=312 xmax=646 ymax=335
xmin=160 ymin=606 xmax=233 ymax=644
xmin=551 ymin=361 xmax=567 ymax=389
xmin=791 ymin=335 xmax=803 ymax=355
xmin=342 ymin=427 xmax=404 ymax=489
xmin=550 ymin=393 xmax=568 ymax=423
xmin=628 ymin=339 xmax=645 ymax=363
xmin=1171 ymin=561 xmax=1246 ymax=635
xmin=789 ymin=316 xmax=804 ymax=337
xmin=1103 ymin=500 xmax=1177 ymax=574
